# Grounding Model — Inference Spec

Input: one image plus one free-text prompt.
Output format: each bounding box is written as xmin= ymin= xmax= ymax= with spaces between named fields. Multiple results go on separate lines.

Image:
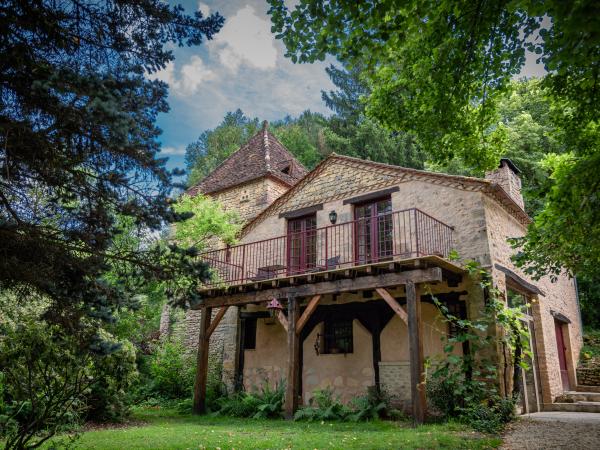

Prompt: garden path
xmin=501 ymin=412 xmax=600 ymax=449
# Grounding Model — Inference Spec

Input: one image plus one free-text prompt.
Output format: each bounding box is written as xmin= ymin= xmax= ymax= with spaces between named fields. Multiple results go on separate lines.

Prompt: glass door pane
xmin=354 ymin=198 xmax=392 ymax=264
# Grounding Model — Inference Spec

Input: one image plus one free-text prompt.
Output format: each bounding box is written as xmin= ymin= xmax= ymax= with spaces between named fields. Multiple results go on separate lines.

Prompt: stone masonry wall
xmin=212 ymin=177 xmax=290 ymax=224
xmin=245 ymin=159 xmax=493 ymax=268
xmin=577 ymin=365 xmax=600 ymax=386
xmin=483 ymin=195 xmax=582 ymax=403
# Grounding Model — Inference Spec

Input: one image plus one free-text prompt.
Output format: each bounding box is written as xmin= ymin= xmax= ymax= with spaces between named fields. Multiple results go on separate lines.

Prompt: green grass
xmin=46 ymin=408 xmax=501 ymax=450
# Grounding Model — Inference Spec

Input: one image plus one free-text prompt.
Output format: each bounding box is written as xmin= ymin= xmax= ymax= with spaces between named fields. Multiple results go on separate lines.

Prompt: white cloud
xmin=153 ymin=55 xmax=215 ymax=96
xmin=160 ymin=145 xmax=186 ymax=156
xmin=209 ymin=5 xmax=277 ymax=72
xmin=197 ymin=2 xmax=210 ymax=16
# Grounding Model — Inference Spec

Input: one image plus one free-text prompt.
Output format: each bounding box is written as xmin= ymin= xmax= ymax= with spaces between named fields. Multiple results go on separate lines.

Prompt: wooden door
xmin=554 ymin=320 xmax=570 ymax=391
xmin=354 ymin=198 xmax=393 ymax=264
xmin=287 ymin=215 xmax=317 ymax=274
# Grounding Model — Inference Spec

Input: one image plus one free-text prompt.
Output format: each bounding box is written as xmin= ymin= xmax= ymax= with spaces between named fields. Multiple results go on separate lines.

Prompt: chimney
xmin=262 ymin=120 xmax=271 ymax=171
xmin=485 ymin=158 xmax=524 ymax=210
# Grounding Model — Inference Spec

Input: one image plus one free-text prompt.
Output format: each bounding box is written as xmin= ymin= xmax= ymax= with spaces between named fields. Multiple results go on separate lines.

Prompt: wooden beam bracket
xmin=296 ymin=295 xmax=321 ymax=335
xmin=375 ymin=288 xmax=408 ymax=325
xmin=206 ymin=306 xmax=229 ymax=337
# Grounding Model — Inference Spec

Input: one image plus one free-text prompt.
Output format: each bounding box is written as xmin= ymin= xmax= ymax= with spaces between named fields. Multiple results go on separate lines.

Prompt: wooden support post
xmin=206 ymin=306 xmax=229 ymax=337
xmin=376 ymin=288 xmax=408 ymax=325
xmin=193 ymin=306 xmax=212 ymax=415
xmin=284 ymin=294 xmax=300 ymax=419
xmin=296 ymin=295 xmax=321 ymax=335
xmin=407 ymin=281 xmax=426 ymax=425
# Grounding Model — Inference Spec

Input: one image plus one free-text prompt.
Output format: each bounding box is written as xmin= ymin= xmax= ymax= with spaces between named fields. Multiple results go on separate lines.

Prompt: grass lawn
xmin=47 ymin=407 xmax=502 ymax=450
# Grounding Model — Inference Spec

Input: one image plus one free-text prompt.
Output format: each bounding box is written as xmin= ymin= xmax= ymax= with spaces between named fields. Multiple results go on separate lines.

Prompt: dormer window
xmin=281 ymin=165 xmax=290 ymax=175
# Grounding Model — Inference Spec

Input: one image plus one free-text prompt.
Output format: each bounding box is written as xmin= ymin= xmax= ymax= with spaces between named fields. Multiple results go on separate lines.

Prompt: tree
xmin=0 ymin=1 xmax=223 ymax=331
xmin=268 ymin=0 xmax=600 ymax=282
xmin=185 ymin=110 xmax=260 ymax=186
xmin=496 ymin=79 xmax=564 ymax=216
xmin=271 ymin=110 xmax=328 ymax=169
xmin=321 ymin=63 xmax=426 ymax=169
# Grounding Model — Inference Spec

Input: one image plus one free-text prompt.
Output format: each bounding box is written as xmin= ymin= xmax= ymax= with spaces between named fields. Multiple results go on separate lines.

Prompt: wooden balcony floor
xmin=198 ymin=255 xmax=465 ymax=302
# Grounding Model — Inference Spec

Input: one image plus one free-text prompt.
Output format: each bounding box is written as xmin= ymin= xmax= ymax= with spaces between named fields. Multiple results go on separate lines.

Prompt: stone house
xmin=174 ymin=122 xmax=584 ymax=421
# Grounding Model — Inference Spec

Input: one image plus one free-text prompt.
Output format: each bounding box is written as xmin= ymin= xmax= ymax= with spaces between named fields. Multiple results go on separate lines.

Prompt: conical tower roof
xmin=188 ymin=121 xmax=308 ymax=195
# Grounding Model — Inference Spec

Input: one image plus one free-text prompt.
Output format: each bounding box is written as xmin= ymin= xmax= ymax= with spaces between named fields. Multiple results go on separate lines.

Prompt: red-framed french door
xmin=287 ymin=215 xmax=317 ymax=274
xmin=354 ymin=198 xmax=393 ymax=264
xmin=554 ymin=320 xmax=570 ymax=391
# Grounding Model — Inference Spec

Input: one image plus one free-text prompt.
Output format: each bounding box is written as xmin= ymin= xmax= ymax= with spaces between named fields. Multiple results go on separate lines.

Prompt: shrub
xmin=216 ymin=380 xmax=285 ymax=419
xmin=460 ymin=397 xmax=517 ymax=434
xmin=348 ymin=386 xmax=390 ymax=422
xmin=0 ymin=321 xmax=92 ymax=449
xmin=147 ymin=340 xmax=195 ymax=399
xmin=86 ymin=332 xmax=139 ymax=422
xmin=295 ymin=386 xmax=395 ymax=422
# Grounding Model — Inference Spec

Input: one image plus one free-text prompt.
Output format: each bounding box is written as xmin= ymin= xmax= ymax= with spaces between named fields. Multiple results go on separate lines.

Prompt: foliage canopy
xmin=0 ymin=0 xmax=223 ymax=330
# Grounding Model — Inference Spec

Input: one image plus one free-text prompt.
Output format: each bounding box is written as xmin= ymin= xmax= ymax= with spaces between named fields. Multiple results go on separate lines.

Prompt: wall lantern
xmin=265 ymin=298 xmax=284 ymax=324
xmin=328 ymin=210 xmax=338 ymax=225
xmin=266 ymin=297 xmax=283 ymax=315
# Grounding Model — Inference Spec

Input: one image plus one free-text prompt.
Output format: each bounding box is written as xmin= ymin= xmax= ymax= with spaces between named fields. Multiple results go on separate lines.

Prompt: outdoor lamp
xmin=329 ymin=210 xmax=338 ymax=224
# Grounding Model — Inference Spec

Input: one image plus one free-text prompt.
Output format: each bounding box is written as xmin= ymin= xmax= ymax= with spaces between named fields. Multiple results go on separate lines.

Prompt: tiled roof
xmin=187 ymin=121 xmax=308 ymax=195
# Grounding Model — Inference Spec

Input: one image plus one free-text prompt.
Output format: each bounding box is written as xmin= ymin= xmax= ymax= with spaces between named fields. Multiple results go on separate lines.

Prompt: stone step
xmin=544 ymin=402 xmax=600 ymax=413
xmin=561 ymin=391 xmax=600 ymax=402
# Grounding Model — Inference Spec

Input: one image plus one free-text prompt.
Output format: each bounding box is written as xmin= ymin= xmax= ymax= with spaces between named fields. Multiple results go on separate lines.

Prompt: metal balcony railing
xmin=200 ymin=208 xmax=454 ymax=287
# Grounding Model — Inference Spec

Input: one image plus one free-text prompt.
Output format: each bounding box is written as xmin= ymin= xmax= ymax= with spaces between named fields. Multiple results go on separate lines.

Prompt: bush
xmin=294 ymin=388 xmax=351 ymax=422
xmin=147 ymin=340 xmax=195 ymax=399
xmin=216 ymin=381 xmax=285 ymax=419
xmin=347 ymin=386 xmax=390 ymax=422
xmin=0 ymin=321 xmax=92 ymax=449
xmin=427 ymin=369 xmax=517 ymax=433
xmin=461 ymin=397 xmax=516 ymax=434
xmin=86 ymin=332 xmax=139 ymax=423
xmin=294 ymin=387 xmax=393 ymax=423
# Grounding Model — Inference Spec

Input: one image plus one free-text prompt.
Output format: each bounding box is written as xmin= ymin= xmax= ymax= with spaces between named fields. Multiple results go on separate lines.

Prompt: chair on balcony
xmin=248 ymin=264 xmax=286 ymax=281
xmin=307 ymin=255 xmax=340 ymax=273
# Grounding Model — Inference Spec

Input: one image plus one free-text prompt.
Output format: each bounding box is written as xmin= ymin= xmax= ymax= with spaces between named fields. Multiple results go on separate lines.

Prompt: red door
xmin=354 ymin=198 xmax=393 ymax=264
xmin=287 ymin=215 xmax=317 ymax=274
xmin=554 ymin=320 xmax=570 ymax=391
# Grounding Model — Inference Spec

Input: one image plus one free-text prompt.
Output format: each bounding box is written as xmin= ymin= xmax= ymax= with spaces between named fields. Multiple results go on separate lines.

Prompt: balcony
xmin=200 ymin=208 xmax=454 ymax=288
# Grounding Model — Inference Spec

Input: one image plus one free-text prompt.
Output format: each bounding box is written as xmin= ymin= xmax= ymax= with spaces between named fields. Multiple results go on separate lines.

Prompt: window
xmin=446 ymin=301 xmax=465 ymax=338
xmin=281 ymin=165 xmax=290 ymax=174
xmin=323 ymin=319 xmax=353 ymax=354
xmin=507 ymin=289 xmax=531 ymax=316
xmin=243 ymin=318 xmax=257 ymax=350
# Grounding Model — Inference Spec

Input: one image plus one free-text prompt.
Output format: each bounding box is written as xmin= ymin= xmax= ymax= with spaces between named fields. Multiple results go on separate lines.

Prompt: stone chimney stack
xmin=485 ymin=158 xmax=524 ymax=210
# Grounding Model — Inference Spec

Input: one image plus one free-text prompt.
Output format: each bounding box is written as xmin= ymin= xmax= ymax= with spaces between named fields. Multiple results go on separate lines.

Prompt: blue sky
xmin=155 ymin=1 xmax=547 ymax=174
xmin=153 ymin=0 xmax=335 ymax=173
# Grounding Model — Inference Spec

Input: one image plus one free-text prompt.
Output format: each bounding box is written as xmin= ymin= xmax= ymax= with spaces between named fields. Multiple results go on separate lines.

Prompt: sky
xmin=154 ymin=1 xmax=547 ymax=174
xmin=153 ymin=0 xmax=335 ymax=173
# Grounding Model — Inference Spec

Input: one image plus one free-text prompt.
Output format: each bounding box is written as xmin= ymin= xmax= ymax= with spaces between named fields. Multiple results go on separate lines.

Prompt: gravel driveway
xmin=501 ymin=412 xmax=600 ymax=450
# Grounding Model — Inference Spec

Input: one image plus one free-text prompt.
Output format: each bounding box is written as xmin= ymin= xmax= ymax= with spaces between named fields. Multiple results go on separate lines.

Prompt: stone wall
xmin=483 ymin=195 xmax=582 ymax=402
xmin=577 ymin=362 xmax=600 ymax=386
xmin=212 ymin=177 xmax=290 ymax=224
xmin=243 ymin=171 xmax=492 ymax=270
xmin=379 ymin=362 xmax=411 ymax=410
xmin=485 ymin=160 xmax=525 ymax=210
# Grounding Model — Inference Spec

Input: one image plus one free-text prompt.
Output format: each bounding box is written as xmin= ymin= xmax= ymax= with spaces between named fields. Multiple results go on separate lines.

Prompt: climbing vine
xmin=426 ymin=258 xmax=531 ymax=431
